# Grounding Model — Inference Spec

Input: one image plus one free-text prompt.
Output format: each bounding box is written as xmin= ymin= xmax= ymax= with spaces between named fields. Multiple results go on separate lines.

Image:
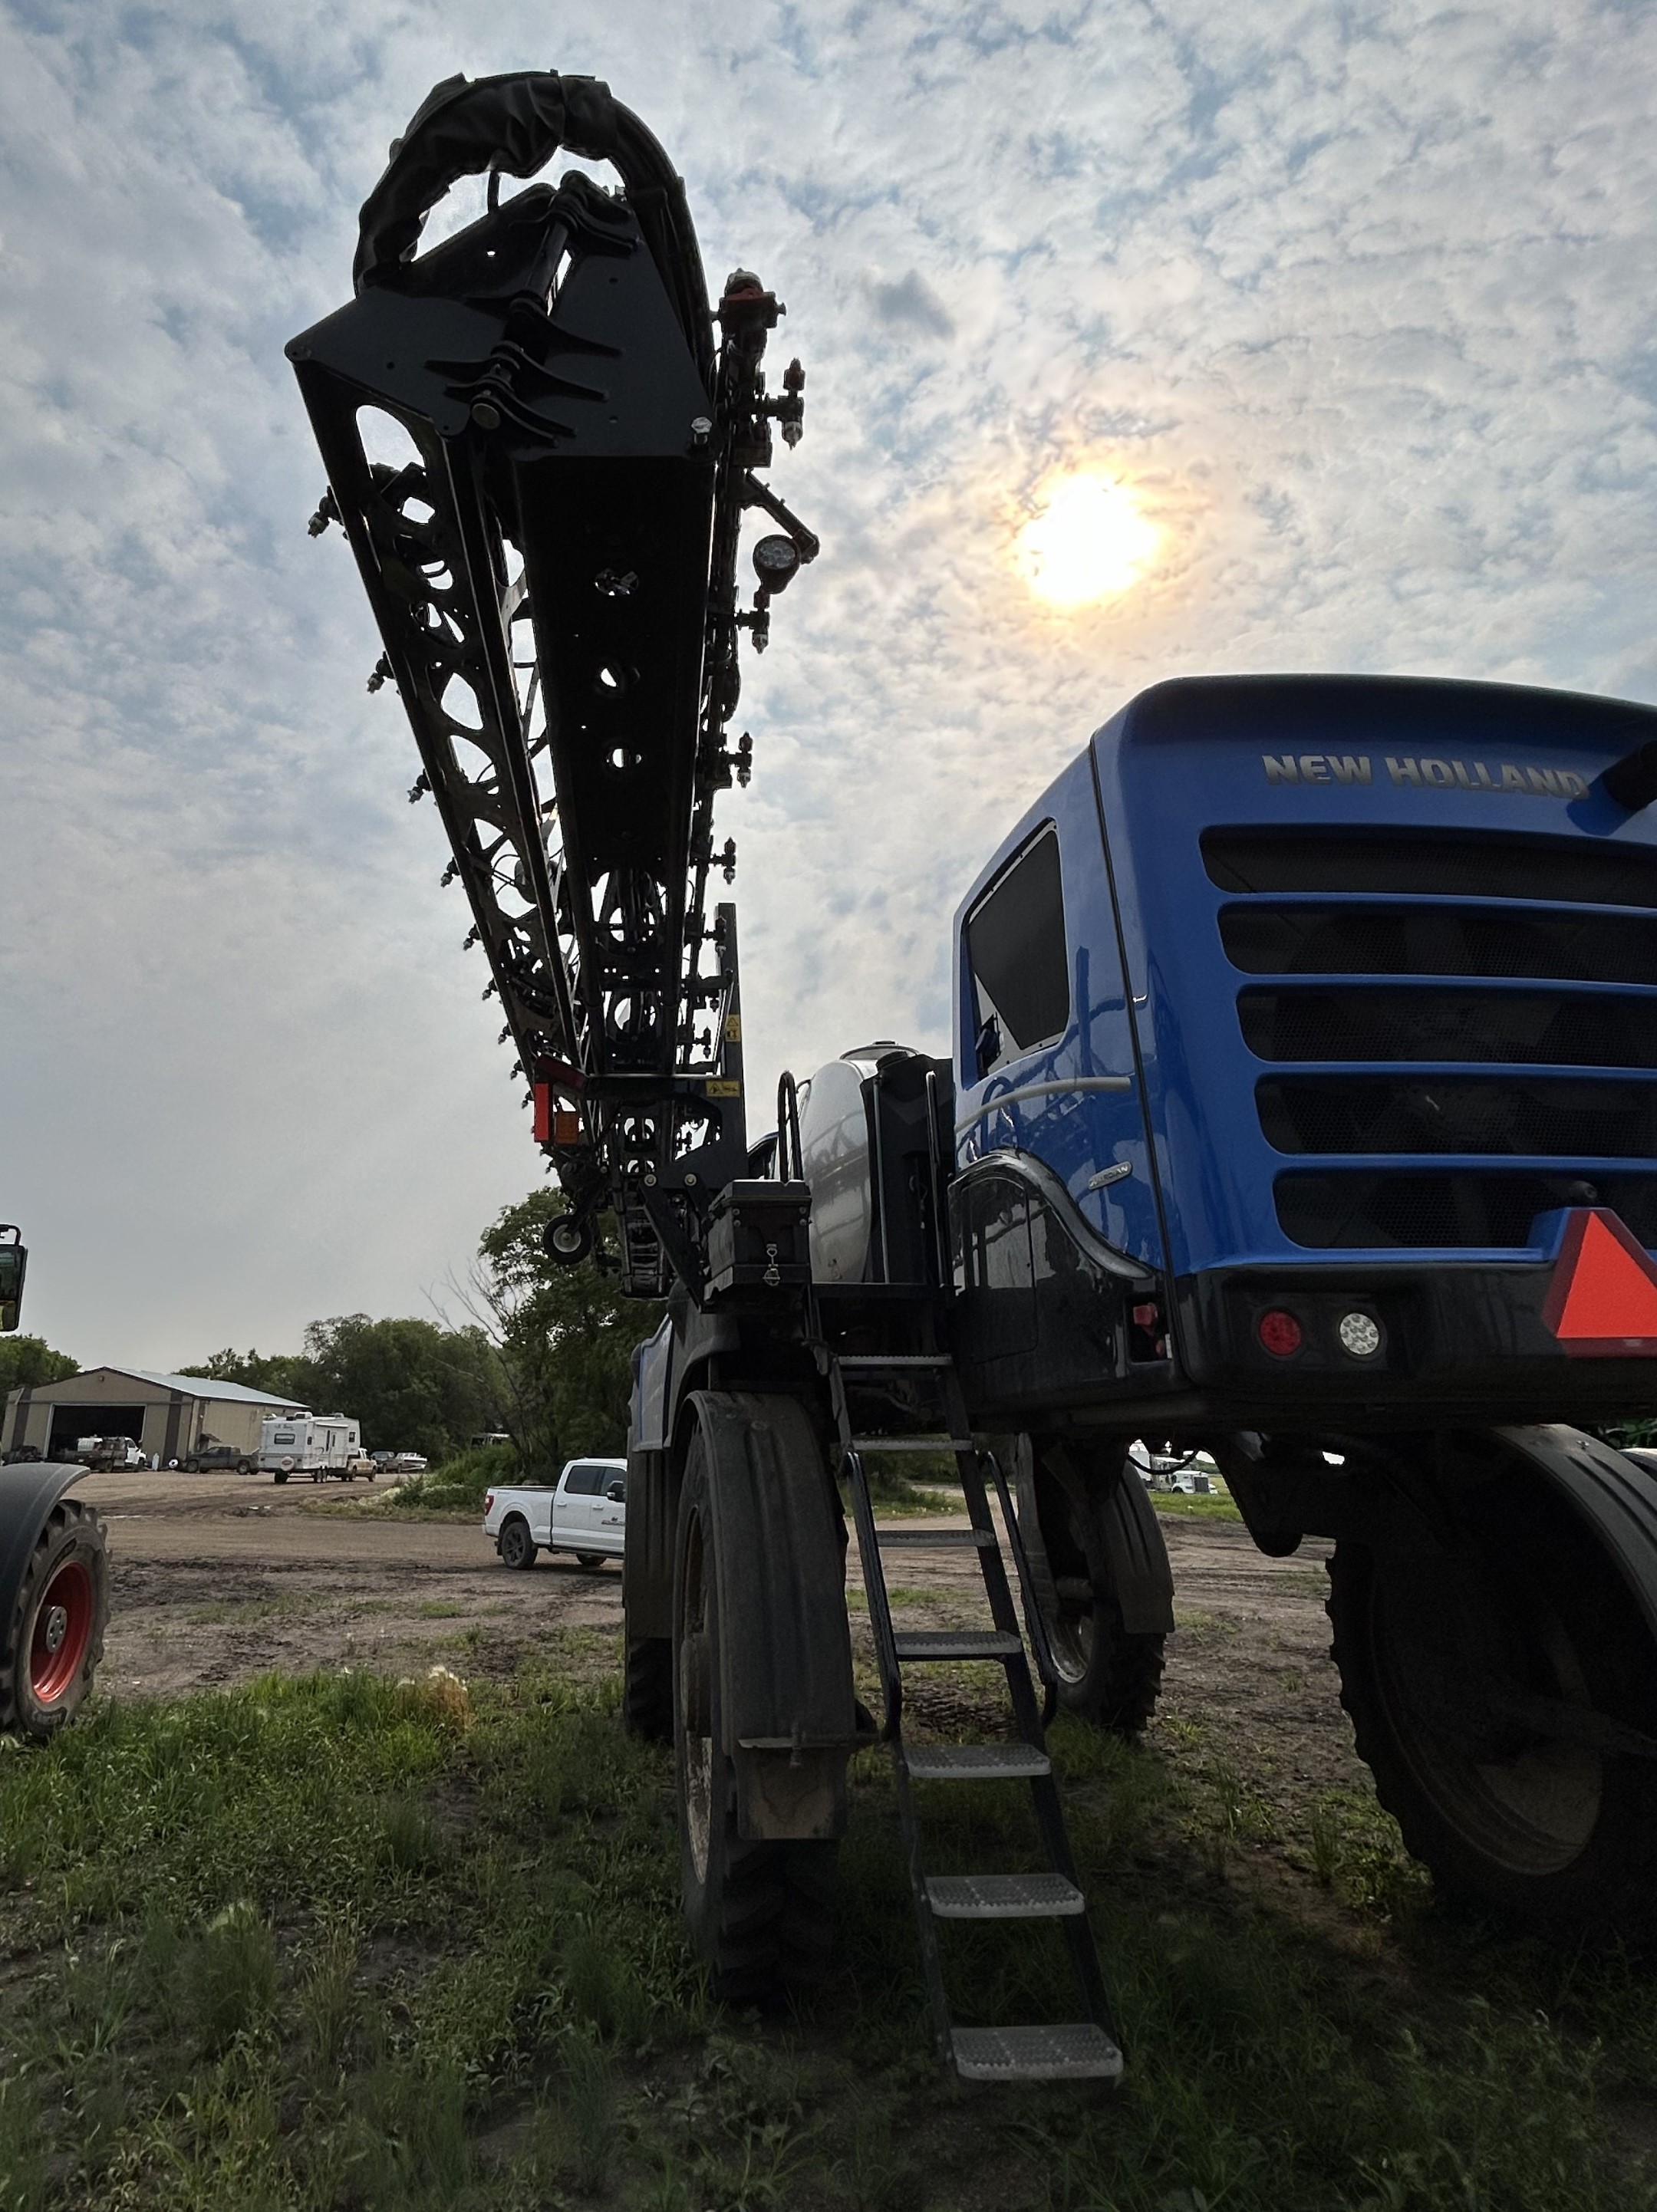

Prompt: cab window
xmin=964 ymin=828 xmax=1070 ymax=1079
xmin=565 ymin=1463 xmax=606 ymax=1496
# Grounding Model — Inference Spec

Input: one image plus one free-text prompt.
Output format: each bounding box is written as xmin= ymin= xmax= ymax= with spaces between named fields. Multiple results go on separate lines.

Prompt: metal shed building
xmin=2 ymin=1369 xmax=309 ymax=1463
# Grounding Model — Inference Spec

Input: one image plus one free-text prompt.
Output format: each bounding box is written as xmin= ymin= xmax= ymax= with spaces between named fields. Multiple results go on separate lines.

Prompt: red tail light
xmin=1257 ymin=1308 xmax=1303 ymax=1358
xmin=484 ymin=1491 xmax=495 ymax=1512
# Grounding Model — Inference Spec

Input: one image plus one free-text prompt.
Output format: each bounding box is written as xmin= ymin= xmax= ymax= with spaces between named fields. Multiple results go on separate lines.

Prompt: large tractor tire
xmin=673 ymin=1427 xmax=836 ymax=2003
xmin=1327 ymin=1437 xmax=1657 ymax=1940
xmin=0 ymin=1478 xmax=110 ymax=1740
xmin=1017 ymin=1437 xmax=1171 ymax=1736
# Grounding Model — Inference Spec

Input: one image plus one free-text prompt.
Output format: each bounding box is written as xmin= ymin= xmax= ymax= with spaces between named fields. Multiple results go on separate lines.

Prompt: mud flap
xmin=682 ymin=1390 xmax=855 ymax=1842
xmin=623 ymin=1447 xmax=676 ymax=1639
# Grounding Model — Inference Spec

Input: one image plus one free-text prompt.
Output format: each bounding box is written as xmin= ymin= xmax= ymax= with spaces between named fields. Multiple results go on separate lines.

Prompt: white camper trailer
xmin=258 ymin=1414 xmax=362 ymax=1483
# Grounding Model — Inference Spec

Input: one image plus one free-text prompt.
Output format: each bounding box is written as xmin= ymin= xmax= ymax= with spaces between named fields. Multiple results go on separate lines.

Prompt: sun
xmin=1016 ymin=471 xmax=1159 ymax=607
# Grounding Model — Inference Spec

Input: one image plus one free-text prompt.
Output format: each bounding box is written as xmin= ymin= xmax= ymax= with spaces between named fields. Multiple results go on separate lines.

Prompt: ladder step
xmin=927 ymin=1872 xmax=1085 ymax=1920
xmin=904 ymin=1743 xmax=1051 ymax=1781
xmin=951 ymin=2023 xmax=1124 ymax=2085
xmin=849 ymin=1435 xmax=964 ymax=1453
xmin=878 ymin=1526 xmax=993 ymax=1549
xmin=892 ymin=1631 xmax=1023 ymax=1661
xmin=837 ymin=1355 xmax=953 ymax=1368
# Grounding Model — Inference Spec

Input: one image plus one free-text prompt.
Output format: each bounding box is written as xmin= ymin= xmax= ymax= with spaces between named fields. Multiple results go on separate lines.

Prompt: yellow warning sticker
xmin=724 ymin=1014 xmax=743 ymax=1043
xmin=703 ymin=1079 xmax=742 ymax=1098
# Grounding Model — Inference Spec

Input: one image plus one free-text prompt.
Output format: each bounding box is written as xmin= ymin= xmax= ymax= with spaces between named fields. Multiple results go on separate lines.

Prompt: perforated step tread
xmin=849 ymin=1435 xmax=965 ymax=1453
xmin=927 ymin=1872 xmax=1085 ymax=1919
xmin=904 ymin=1744 xmax=1051 ymax=1781
xmin=951 ymin=2023 xmax=1123 ymax=2083
xmin=838 ymin=1355 xmax=952 ymax=1368
xmin=878 ymin=1527 xmax=993 ymax=1549
xmin=892 ymin=1630 xmax=1023 ymax=1661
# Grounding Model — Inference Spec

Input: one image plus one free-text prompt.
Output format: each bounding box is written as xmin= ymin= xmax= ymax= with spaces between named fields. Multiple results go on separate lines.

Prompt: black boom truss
xmin=288 ymin=70 xmax=816 ymax=1295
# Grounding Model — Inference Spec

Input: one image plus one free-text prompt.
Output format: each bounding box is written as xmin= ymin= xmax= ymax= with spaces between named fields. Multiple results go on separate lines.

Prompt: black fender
xmin=683 ymin=1388 xmax=855 ymax=1842
xmin=1494 ymin=1426 xmax=1657 ymax=1648
xmin=1219 ymin=1425 xmax=1657 ymax=1648
xmin=0 ymin=1463 xmax=90 ymax=1633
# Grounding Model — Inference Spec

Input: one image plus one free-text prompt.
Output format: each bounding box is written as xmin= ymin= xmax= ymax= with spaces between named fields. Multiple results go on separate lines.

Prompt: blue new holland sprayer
xmin=279 ymin=66 xmax=1657 ymax=2085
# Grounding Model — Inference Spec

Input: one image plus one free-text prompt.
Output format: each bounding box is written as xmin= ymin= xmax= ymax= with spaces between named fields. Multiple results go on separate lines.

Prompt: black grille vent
xmin=1258 ymin=1076 xmax=1657 ymax=1157
xmin=1212 ymin=822 xmax=1657 ymax=1250
xmin=1240 ymin=988 xmax=1657 ymax=1068
xmin=1204 ymin=827 xmax=1657 ymax=907
xmin=1277 ymin=1171 xmax=1657 ymax=1251
xmin=1221 ymin=903 xmax=1657 ymax=983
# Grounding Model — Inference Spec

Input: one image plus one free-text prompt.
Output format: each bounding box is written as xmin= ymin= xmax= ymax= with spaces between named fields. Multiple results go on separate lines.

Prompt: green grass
xmin=0 ymin=1664 xmax=1652 ymax=2209
xmin=1149 ymin=1486 xmax=1244 ymax=1522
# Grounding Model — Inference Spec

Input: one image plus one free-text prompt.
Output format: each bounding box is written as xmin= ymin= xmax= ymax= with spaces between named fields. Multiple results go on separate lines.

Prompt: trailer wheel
xmin=1018 ymin=1445 xmax=1167 ymax=1736
xmin=0 ymin=1498 xmax=109 ymax=1740
xmin=674 ymin=1431 xmax=835 ymax=2002
xmin=624 ymin=1634 xmax=673 ymax=1741
xmin=272 ymin=1470 xmax=289 ymax=1486
xmin=499 ymin=1517 xmax=536 ymax=1571
xmin=1327 ymin=1453 xmax=1657 ymax=1939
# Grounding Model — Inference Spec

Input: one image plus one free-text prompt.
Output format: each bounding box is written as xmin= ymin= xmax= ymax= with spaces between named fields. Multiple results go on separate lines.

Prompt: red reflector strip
xmin=1543 ymin=1208 xmax=1657 ymax=1356
xmin=532 ymin=1082 xmax=552 ymax=1146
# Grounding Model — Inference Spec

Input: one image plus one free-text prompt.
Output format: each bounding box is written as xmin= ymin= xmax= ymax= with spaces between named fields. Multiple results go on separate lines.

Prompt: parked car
xmin=72 ymin=1436 xmax=146 ymax=1471
xmin=370 ymin=1450 xmax=397 ymax=1472
xmin=183 ymin=1443 xmax=255 ymax=1474
xmin=483 ymin=1458 xmax=627 ymax=1571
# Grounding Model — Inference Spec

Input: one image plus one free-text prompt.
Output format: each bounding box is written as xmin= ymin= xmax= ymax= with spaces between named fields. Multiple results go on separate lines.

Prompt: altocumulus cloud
xmin=2 ymin=0 xmax=1654 ymax=1358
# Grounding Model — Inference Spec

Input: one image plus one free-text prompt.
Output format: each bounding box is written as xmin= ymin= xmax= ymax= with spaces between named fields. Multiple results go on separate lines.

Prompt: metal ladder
xmin=832 ymin=1350 xmax=1123 ymax=2085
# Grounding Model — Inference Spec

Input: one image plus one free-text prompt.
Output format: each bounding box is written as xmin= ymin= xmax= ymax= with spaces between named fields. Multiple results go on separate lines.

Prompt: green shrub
xmin=387 ymin=1443 xmax=519 ymax=1516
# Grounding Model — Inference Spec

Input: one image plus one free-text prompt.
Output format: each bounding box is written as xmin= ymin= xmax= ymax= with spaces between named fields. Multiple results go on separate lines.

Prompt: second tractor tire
xmin=1018 ymin=1443 xmax=1167 ymax=1736
xmin=1327 ymin=1455 xmax=1657 ymax=1942
xmin=0 ymin=1496 xmax=110 ymax=1740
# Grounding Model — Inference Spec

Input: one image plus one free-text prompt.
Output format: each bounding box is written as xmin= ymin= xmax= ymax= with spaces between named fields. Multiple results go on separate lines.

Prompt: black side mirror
xmin=0 ymin=1228 xmax=26 ymax=1333
xmin=607 ymin=1481 xmax=626 ymax=1502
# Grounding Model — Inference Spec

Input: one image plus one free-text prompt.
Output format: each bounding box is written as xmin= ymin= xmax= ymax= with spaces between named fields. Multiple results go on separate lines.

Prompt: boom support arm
xmin=288 ymin=71 xmax=815 ymax=1295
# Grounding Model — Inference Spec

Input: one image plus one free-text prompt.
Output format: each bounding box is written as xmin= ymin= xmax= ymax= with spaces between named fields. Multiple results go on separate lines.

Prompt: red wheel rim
xmin=30 ymin=1559 xmax=93 ymax=1703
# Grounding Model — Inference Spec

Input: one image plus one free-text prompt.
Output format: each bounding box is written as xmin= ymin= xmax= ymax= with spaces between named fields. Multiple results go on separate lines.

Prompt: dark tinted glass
xmin=966 ymin=830 xmax=1070 ymax=1077
xmin=565 ymin=1463 xmax=606 ymax=1496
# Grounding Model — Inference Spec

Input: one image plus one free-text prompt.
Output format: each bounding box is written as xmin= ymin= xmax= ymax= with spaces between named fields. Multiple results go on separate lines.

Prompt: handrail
xmin=957 ymin=1076 xmax=1132 ymax=1129
xmin=983 ymin=1448 xmax=1059 ymax=1727
xmin=776 ymin=1071 xmax=804 ymax=1182
xmin=842 ymin=1449 xmax=903 ymax=1739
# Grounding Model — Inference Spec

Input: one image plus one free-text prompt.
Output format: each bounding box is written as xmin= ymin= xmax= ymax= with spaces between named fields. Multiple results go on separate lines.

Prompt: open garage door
xmin=47 ymin=1405 xmax=143 ymax=1459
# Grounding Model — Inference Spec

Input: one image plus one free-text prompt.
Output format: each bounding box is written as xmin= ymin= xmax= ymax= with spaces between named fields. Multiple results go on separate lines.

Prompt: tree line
xmin=4 ymin=1193 xmax=660 ymax=1473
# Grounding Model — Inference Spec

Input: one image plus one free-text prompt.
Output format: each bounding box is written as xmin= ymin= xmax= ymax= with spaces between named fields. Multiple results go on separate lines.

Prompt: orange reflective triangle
xmin=1550 ymin=1210 xmax=1657 ymax=1348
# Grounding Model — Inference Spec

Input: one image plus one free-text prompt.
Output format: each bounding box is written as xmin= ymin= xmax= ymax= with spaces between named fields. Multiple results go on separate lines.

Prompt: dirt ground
xmin=77 ymin=1466 xmax=1369 ymax=1810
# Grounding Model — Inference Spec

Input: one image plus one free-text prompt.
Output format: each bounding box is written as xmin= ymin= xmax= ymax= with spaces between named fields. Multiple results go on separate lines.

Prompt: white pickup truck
xmin=483 ymin=1457 xmax=627 ymax=1572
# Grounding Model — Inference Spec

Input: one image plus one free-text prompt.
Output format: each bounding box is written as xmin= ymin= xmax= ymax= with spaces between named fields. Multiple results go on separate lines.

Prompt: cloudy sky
xmin=3 ymin=0 xmax=1655 ymax=1365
